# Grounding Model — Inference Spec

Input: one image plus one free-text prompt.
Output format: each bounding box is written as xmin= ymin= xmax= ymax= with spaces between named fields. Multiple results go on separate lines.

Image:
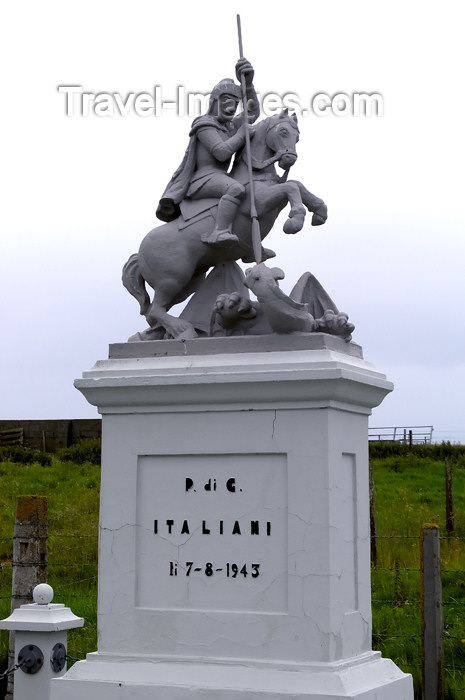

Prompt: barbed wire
xmin=373 ymin=598 xmax=465 ymax=607
xmin=1 ymin=563 xmax=463 ymax=580
xmin=52 ymin=575 xmax=98 ymax=588
xmin=372 ymin=566 xmax=465 ymax=574
xmin=9 ymin=531 xmax=461 ymax=542
xmin=0 ymin=533 xmax=97 ymax=545
xmin=47 ymin=548 xmax=97 ymax=557
xmin=372 ymin=535 xmax=465 ymax=542
xmin=50 ymin=532 xmax=98 ymax=538
xmin=1 ymin=561 xmax=96 ymax=568
xmin=373 ymin=535 xmax=420 ymax=540
xmin=372 ymin=599 xmax=420 ymax=604
xmin=48 ymin=512 xmax=96 ymax=521
xmin=372 ymin=567 xmax=420 ymax=572
xmin=373 ymin=633 xmax=421 ymax=639
xmin=53 ymin=592 xmax=97 ymax=599
xmin=442 ymin=569 xmax=465 ymax=573
xmin=375 ymin=631 xmax=465 ymax=642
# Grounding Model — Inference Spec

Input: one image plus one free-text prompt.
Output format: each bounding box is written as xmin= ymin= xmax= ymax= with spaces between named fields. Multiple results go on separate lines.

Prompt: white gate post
xmin=0 ymin=584 xmax=83 ymax=700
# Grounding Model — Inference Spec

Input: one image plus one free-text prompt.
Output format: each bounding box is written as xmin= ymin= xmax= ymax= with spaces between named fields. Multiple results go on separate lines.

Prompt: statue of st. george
xmin=156 ymin=58 xmax=259 ymax=247
xmin=122 ymin=41 xmax=342 ymax=341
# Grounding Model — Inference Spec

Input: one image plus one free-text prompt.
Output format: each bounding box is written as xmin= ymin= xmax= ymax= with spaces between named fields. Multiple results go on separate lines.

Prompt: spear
xmin=237 ymin=14 xmax=262 ymax=264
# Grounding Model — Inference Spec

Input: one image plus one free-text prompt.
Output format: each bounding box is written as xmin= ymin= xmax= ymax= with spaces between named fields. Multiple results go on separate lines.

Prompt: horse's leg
xmin=169 ymin=269 xmax=207 ymax=307
xmin=137 ymin=226 xmax=208 ymax=338
xmin=143 ymin=267 xmax=209 ymax=339
xmin=141 ymin=261 xmax=202 ymax=339
xmin=256 ymin=182 xmax=306 ymax=234
xmin=296 ymin=183 xmax=328 ymax=226
xmin=282 ymin=181 xmax=307 ymax=233
xmin=145 ymin=279 xmax=199 ymax=339
xmin=122 ymin=252 xmax=200 ymax=332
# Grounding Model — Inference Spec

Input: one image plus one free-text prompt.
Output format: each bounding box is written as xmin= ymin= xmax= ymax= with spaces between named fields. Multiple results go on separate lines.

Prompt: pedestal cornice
xmin=75 ymin=336 xmax=392 ymax=414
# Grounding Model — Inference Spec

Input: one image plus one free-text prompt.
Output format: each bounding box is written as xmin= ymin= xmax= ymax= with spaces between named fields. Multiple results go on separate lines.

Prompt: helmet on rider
xmin=208 ymin=79 xmax=242 ymax=118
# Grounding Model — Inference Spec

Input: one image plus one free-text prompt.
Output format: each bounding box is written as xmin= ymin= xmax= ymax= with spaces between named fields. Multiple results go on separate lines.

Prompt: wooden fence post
xmin=369 ymin=460 xmax=377 ymax=564
xmin=6 ymin=496 xmax=48 ymax=700
xmin=421 ymin=524 xmax=444 ymax=700
xmin=445 ymin=459 xmax=454 ymax=534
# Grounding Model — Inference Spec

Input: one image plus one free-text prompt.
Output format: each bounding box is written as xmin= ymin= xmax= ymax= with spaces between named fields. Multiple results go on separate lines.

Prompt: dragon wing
xmin=289 ymin=272 xmax=339 ymax=318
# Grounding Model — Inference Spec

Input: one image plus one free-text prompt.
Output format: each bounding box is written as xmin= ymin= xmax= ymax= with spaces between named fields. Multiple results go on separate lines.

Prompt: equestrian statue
xmin=122 ymin=44 xmax=354 ymax=342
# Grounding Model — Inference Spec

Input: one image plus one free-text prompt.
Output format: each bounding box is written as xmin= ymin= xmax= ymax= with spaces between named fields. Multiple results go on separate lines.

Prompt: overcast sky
xmin=1 ymin=0 xmax=464 ymax=443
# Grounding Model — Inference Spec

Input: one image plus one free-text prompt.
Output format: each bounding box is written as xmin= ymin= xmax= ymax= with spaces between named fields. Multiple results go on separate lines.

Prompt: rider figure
xmin=156 ymin=58 xmax=259 ymax=246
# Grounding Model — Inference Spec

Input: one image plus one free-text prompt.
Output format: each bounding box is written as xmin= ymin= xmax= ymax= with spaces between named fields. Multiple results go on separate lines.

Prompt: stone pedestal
xmin=51 ymin=335 xmax=413 ymax=699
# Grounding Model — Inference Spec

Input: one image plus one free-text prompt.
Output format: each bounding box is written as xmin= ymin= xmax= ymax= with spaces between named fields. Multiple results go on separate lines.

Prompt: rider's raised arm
xmin=233 ymin=57 xmax=260 ymax=127
xmin=196 ymin=126 xmax=246 ymax=163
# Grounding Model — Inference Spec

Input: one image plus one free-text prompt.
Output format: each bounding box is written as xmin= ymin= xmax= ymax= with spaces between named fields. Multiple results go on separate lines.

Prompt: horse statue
xmin=122 ymin=110 xmax=327 ymax=339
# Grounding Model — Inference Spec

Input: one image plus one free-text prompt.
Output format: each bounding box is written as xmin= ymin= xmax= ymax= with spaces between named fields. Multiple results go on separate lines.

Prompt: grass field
xmin=0 ymin=446 xmax=100 ymax=678
xmin=371 ymin=451 xmax=465 ymax=698
xmin=1 ymin=443 xmax=464 ymax=698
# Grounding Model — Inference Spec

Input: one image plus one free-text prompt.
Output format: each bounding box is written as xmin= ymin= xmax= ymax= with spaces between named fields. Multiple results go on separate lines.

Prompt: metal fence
xmin=369 ymin=426 xmax=434 ymax=444
xmin=1 ymin=507 xmax=464 ymax=699
xmin=371 ymin=531 xmax=465 ymax=698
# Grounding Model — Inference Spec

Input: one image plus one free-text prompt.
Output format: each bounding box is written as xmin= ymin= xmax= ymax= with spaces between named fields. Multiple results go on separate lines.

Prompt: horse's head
xmin=263 ymin=109 xmax=299 ymax=169
xmin=233 ymin=109 xmax=300 ymax=179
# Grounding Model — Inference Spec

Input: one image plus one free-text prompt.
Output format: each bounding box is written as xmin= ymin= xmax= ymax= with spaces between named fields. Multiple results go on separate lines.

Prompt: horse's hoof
xmin=311 ymin=205 xmax=327 ymax=226
xmin=283 ymin=218 xmax=301 ymax=234
xmin=311 ymin=213 xmax=326 ymax=226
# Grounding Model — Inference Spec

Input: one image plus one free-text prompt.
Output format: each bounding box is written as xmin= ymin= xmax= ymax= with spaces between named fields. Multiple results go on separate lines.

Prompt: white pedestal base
xmin=53 ymin=651 xmax=412 ymax=699
xmin=52 ymin=337 xmax=413 ymax=700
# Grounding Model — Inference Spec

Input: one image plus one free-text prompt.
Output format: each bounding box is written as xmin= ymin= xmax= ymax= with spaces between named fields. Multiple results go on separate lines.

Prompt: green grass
xmin=0 ymin=456 xmax=99 ymax=672
xmin=371 ymin=453 xmax=465 ymax=698
xmin=1 ymin=445 xmax=465 ymax=698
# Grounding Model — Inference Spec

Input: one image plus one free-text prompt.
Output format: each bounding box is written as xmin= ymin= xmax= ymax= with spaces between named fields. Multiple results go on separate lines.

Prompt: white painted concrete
xmin=52 ymin=653 xmax=413 ymax=699
xmin=51 ymin=342 xmax=413 ymax=699
xmin=0 ymin=585 xmax=83 ymax=700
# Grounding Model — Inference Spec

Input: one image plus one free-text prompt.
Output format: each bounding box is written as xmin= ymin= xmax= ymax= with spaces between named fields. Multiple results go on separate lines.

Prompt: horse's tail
xmin=122 ymin=254 xmax=150 ymax=316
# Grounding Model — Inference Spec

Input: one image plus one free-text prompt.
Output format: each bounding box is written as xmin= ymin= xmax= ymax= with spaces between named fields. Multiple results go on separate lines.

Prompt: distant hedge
xmin=0 ymin=445 xmax=52 ymax=466
xmin=57 ymin=438 xmax=101 ymax=465
xmin=369 ymin=441 xmax=465 ymax=461
xmin=2 ymin=439 xmax=463 ymax=467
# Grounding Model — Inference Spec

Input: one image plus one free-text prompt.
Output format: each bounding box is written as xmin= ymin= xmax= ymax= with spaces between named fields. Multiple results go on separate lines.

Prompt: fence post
xmin=421 ymin=524 xmax=444 ymax=700
xmin=6 ymin=496 xmax=48 ymax=700
xmin=369 ymin=460 xmax=377 ymax=564
xmin=445 ymin=459 xmax=454 ymax=534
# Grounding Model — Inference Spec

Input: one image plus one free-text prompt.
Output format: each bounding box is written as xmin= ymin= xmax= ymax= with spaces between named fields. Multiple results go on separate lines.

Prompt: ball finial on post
xmin=33 ymin=583 xmax=54 ymax=605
